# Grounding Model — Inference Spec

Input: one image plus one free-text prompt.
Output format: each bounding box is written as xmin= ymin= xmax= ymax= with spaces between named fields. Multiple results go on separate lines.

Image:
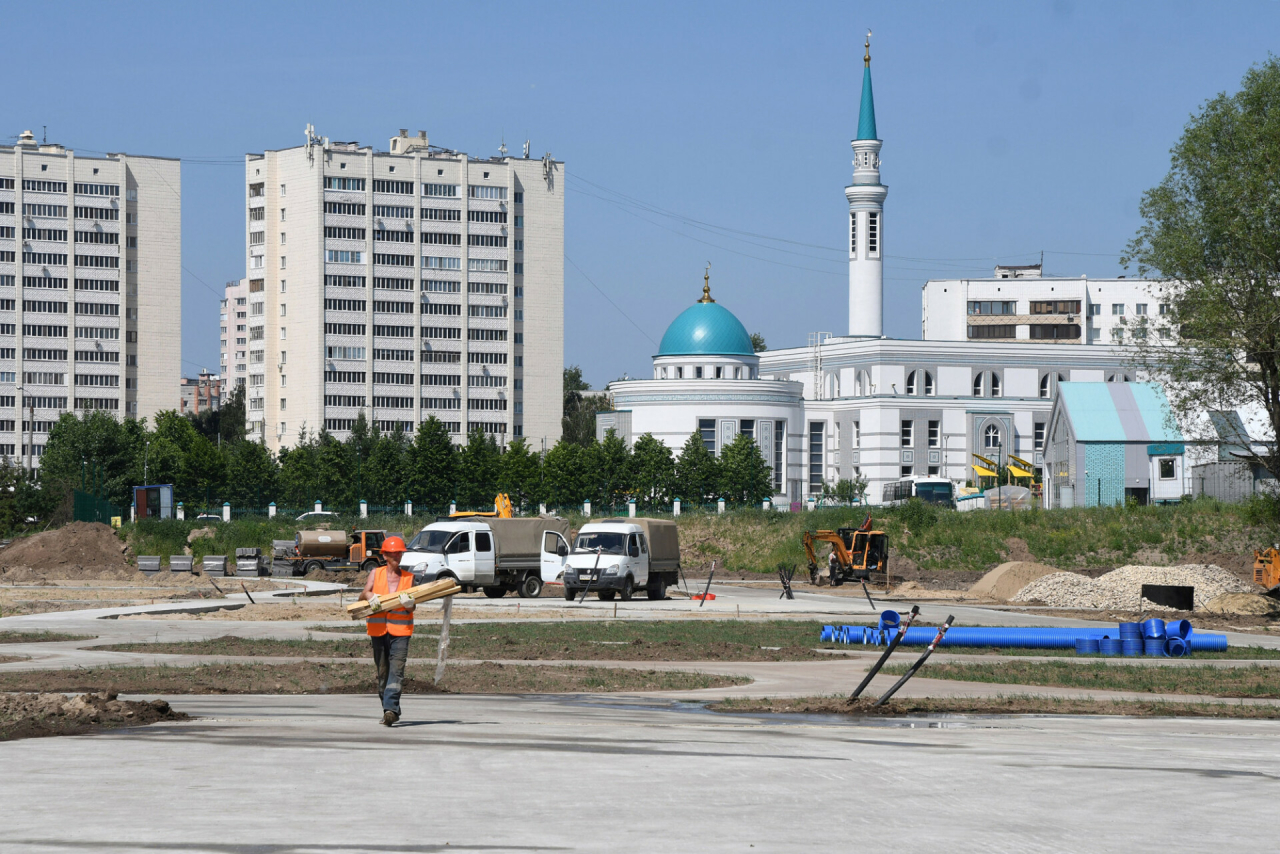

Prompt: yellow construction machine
xmin=802 ymin=518 xmax=889 ymax=587
xmin=449 ymin=493 xmax=515 ymax=519
xmin=1253 ymin=546 xmax=1280 ymax=595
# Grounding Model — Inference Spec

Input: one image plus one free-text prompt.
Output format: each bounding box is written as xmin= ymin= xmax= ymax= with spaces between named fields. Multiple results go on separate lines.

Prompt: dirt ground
xmin=0 ymin=522 xmax=132 ymax=579
xmin=0 ymin=660 xmax=746 ymax=696
xmin=0 ymin=691 xmax=188 ymax=741
xmin=1024 ymin=608 xmax=1280 ymax=635
xmin=0 ymin=577 xmax=293 ymax=617
xmin=711 ymin=695 xmax=1280 ymax=719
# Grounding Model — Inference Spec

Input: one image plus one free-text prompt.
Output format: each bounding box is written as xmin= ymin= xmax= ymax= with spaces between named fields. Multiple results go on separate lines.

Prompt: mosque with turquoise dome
xmin=600 ymin=39 xmax=1151 ymax=506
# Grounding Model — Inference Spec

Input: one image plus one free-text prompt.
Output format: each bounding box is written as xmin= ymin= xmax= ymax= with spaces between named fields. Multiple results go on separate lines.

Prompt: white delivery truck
xmin=561 ymin=518 xmax=681 ymax=602
xmin=400 ymin=516 xmax=573 ymax=599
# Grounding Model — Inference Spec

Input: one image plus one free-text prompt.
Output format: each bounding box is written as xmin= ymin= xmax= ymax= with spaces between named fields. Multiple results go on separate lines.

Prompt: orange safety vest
xmin=366 ymin=566 xmax=415 ymax=638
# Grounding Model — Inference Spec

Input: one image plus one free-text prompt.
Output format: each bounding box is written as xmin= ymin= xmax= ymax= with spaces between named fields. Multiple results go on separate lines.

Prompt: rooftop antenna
xmin=42 ymin=126 xmax=46 ymax=144
xmin=499 ymin=134 xmax=508 ymax=157
xmin=523 ymin=140 xmax=530 ymax=158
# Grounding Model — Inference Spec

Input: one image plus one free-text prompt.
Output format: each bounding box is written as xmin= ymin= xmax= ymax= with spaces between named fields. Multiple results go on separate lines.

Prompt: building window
xmin=1089 ymin=303 xmax=1102 ymax=316
xmin=990 ymin=373 xmax=1001 ymax=397
xmin=973 ymin=373 xmax=984 ymax=397
xmin=774 ymin=420 xmax=786 ymax=492
xmin=849 ymin=213 xmax=857 ymax=258
xmin=1029 ymin=300 xmax=1082 ymax=315
xmin=1112 ymin=303 xmax=1125 ymax=315
xmin=900 ymin=466 xmax=913 ymax=478
xmin=1040 ymin=374 xmax=1051 ymax=398
xmin=900 ymin=420 xmax=913 ymax=448
xmin=739 ymin=419 xmax=754 ymax=440
xmin=924 ymin=371 xmax=934 ymax=396
xmin=1111 ymin=328 xmax=1124 ymax=340
xmin=927 ymin=420 xmax=939 ymax=448
xmin=1135 ymin=304 xmax=1148 ymax=316
xmin=1034 ymin=422 xmax=1046 ymax=451
xmin=675 ymin=366 xmax=683 ymax=379
xmin=808 ymin=422 xmax=824 ymax=494
xmin=1029 ymin=324 xmax=1081 ymax=340
xmin=695 ymin=366 xmax=703 ymax=379
xmin=1159 ymin=303 xmax=1170 ymax=315
xmin=699 ymin=419 xmax=716 ymax=455
xmin=967 ymin=324 xmax=1016 ymax=339
xmin=853 ymin=422 xmax=860 ymax=448
xmin=905 ymin=370 xmax=917 ymax=395
xmin=1159 ymin=458 xmax=1176 ymax=480
xmin=968 ymin=301 xmax=1017 ymax=316
xmin=984 ymin=424 xmax=1001 ymax=449
xmin=715 ymin=366 xmax=723 ymax=379
xmin=867 ymin=212 xmax=879 ymax=256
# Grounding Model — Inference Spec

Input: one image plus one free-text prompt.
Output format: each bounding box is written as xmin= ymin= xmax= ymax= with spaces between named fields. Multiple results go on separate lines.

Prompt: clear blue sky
xmin=6 ymin=1 xmax=1277 ymax=388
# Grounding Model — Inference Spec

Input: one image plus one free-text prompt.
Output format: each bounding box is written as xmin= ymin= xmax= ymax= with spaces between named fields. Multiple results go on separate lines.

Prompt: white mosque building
xmin=598 ymin=38 xmax=1169 ymax=506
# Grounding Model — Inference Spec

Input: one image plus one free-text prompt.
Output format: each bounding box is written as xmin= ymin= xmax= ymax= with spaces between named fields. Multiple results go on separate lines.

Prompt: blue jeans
xmin=370 ymin=634 xmax=410 ymax=716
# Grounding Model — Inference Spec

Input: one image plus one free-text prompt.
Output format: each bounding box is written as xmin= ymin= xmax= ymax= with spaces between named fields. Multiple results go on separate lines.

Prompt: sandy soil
xmin=711 ymin=695 xmax=1280 ymax=719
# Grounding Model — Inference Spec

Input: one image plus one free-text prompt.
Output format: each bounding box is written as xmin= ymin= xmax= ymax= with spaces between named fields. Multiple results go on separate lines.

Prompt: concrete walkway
xmin=1 ymin=692 xmax=1276 ymax=853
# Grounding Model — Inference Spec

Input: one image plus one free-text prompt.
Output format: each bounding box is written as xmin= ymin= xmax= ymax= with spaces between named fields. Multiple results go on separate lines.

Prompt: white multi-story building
xmin=219 ymin=278 xmax=249 ymax=392
xmin=242 ymin=128 xmax=563 ymax=451
xmin=922 ymin=267 xmax=1173 ymax=347
xmin=0 ymin=130 xmax=180 ymax=466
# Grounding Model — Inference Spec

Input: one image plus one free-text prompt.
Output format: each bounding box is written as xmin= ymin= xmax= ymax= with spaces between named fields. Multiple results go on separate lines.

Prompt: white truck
xmin=399 ymin=516 xmax=573 ymax=599
xmin=561 ymin=518 xmax=681 ymax=602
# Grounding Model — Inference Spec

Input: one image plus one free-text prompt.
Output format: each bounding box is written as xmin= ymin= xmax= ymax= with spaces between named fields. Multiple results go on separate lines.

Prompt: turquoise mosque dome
xmin=657 ymin=280 xmax=755 ymax=357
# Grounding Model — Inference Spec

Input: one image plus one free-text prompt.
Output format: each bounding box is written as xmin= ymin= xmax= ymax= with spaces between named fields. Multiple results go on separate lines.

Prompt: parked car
xmin=296 ymin=511 xmax=340 ymax=523
xmin=193 ymin=513 xmax=221 ymax=523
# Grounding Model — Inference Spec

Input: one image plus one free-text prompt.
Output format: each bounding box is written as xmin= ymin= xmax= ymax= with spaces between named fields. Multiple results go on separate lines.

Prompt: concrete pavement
xmin=1 ymin=692 xmax=1275 ymax=853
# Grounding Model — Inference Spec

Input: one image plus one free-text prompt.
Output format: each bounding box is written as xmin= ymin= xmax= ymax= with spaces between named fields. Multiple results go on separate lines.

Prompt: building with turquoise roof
xmin=1042 ymin=383 xmax=1185 ymax=507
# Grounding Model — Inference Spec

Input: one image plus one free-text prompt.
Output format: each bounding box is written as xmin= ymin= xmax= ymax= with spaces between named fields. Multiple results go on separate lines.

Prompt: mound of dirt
xmin=0 ymin=522 xmax=132 ymax=580
xmin=0 ymin=691 xmax=187 ymax=741
xmin=1204 ymin=593 xmax=1280 ymax=616
xmin=1013 ymin=564 xmax=1256 ymax=611
xmin=970 ymin=561 xmax=1062 ymax=601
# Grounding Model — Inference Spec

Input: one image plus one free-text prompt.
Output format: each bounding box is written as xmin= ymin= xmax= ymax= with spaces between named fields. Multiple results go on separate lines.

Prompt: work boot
xmin=382 ymin=710 xmax=397 ymax=727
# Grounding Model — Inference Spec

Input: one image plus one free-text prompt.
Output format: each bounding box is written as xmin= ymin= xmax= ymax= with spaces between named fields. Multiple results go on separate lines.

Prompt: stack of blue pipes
xmin=820 ymin=612 xmax=1226 ymax=657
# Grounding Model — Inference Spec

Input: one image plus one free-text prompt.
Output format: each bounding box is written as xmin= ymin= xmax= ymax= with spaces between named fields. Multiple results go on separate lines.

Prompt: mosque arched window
xmin=973 ymin=373 xmax=984 ymax=397
xmin=924 ymin=371 xmax=935 ymax=396
xmin=905 ymin=371 xmax=917 ymax=396
xmin=990 ymin=373 xmax=1002 ymax=398
xmin=984 ymin=424 xmax=1002 ymax=449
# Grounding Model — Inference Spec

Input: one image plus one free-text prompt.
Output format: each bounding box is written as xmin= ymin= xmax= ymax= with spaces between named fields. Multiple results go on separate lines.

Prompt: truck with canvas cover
xmin=561 ymin=518 xmax=681 ymax=602
xmin=400 ymin=516 xmax=573 ymax=598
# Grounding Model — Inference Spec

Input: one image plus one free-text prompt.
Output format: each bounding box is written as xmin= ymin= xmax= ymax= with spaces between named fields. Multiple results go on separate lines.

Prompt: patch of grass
xmin=711 ymin=695 xmax=1280 ymax=719
xmin=98 ymin=621 xmax=840 ymax=661
xmin=884 ymin=660 xmax=1280 ymax=698
xmin=0 ymin=661 xmax=746 ymax=695
xmin=0 ymin=631 xmax=95 ymax=644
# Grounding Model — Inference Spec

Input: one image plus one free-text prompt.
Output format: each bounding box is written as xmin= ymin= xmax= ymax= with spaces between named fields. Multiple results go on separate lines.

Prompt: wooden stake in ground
xmin=434 ymin=595 xmax=453 ymax=685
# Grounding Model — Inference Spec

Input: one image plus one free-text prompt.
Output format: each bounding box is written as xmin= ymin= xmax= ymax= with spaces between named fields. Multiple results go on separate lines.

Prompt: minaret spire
xmin=846 ymin=28 xmax=887 ymax=337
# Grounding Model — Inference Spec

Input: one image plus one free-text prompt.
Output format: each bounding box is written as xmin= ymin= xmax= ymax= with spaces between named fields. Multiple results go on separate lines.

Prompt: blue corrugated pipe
xmin=1141 ymin=619 xmax=1167 ymax=640
xmin=878 ymin=610 xmax=901 ymax=632
xmin=1164 ymin=637 xmax=1189 ymax=657
xmin=1165 ymin=620 xmax=1192 ymax=640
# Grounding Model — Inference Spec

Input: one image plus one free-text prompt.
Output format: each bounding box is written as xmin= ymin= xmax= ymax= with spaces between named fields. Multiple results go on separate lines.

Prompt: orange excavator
xmin=449 ymin=493 xmax=515 ymax=519
xmin=801 ymin=514 xmax=889 ymax=587
xmin=1253 ymin=546 xmax=1280 ymax=596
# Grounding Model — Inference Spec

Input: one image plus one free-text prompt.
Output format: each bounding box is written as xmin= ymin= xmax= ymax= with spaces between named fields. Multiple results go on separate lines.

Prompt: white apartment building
xmin=922 ymin=267 xmax=1173 ymax=346
xmin=0 ymin=130 xmax=181 ymax=466
xmin=243 ymin=128 xmax=563 ymax=452
xmin=219 ymin=278 xmax=249 ymax=391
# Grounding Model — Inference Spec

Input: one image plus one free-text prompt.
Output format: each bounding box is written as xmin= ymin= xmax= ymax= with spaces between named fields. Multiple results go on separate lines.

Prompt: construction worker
xmin=359 ymin=535 xmax=414 ymax=726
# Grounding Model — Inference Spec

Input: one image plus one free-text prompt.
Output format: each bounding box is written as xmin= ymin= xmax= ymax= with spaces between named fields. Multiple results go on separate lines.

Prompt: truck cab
xmin=561 ymin=519 xmax=680 ymax=602
xmin=401 ymin=517 xmax=572 ymax=599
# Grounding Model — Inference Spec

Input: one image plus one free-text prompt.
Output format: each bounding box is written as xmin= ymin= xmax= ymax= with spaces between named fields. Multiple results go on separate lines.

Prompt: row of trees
xmin=36 ymin=408 xmax=775 ymax=514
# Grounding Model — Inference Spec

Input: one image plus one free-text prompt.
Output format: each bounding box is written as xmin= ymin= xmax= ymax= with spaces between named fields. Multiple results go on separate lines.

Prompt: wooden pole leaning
xmin=434 ymin=595 xmax=453 ymax=685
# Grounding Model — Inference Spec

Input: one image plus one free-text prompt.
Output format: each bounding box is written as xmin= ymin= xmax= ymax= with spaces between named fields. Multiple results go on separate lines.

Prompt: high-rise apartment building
xmin=243 ymin=128 xmax=563 ymax=452
xmin=220 ymin=278 xmax=249 ymax=390
xmin=0 ymin=130 xmax=180 ymax=465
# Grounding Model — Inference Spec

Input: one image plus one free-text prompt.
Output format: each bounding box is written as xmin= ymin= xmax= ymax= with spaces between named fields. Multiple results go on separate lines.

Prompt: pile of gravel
xmin=1012 ymin=564 xmax=1256 ymax=611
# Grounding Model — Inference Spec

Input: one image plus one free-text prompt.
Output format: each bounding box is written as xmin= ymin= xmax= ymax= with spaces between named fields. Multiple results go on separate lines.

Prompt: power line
xmin=564 ymin=255 xmax=659 ymax=348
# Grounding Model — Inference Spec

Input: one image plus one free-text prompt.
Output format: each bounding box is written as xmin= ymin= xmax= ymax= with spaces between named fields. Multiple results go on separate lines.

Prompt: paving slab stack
xmin=235 ymin=548 xmax=264 ymax=577
xmin=169 ymin=556 xmax=194 ymax=574
xmin=137 ymin=556 xmax=161 ymax=575
xmin=202 ymin=555 xmax=227 ymax=577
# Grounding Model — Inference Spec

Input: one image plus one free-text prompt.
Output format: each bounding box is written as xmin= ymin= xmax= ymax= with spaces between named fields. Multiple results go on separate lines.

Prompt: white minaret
xmin=847 ymin=32 xmax=887 ymax=337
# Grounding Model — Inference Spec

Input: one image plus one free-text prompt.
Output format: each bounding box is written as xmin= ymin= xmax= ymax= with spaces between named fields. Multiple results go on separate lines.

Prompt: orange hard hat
xmin=381 ymin=536 xmax=407 ymax=554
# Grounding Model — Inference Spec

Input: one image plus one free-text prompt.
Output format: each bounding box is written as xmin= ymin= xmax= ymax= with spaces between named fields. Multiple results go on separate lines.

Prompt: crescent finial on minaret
xmin=864 ymin=29 xmax=871 ymax=66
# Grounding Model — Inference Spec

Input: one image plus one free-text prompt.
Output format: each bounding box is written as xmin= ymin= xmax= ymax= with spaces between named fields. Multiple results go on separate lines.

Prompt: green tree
xmin=224 ymin=439 xmax=279 ymax=507
xmin=1125 ymin=57 xmax=1280 ymax=478
xmin=456 ymin=429 xmax=501 ymax=508
xmin=411 ymin=417 xmax=456 ymax=511
xmin=750 ymin=332 xmax=767 ymax=353
xmin=39 ymin=411 xmax=143 ymax=508
xmin=629 ymin=433 xmax=675 ymax=508
xmin=277 ymin=429 xmax=319 ymax=508
xmin=562 ymin=365 xmax=613 ymax=447
xmin=365 ymin=427 xmax=412 ymax=506
xmin=591 ymin=429 xmax=631 ymax=508
xmin=675 ymin=432 xmax=720 ymax=505
xmin=314 ymin=430 xmax=352 ymax=508
xmin=498 ymin=438 xmax=542 ymax=509
xmin=542 ymin=439 xmax=586 ymax=507
xmin=717 ymin=434 xmax=772 ymax=505
xmin=219 ymin=384 xmax=247 ymax=445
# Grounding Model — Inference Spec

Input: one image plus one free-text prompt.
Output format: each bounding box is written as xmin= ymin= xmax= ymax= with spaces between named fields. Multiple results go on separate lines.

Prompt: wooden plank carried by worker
xmin=345 ymin=578 xmax=462 ymax=620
